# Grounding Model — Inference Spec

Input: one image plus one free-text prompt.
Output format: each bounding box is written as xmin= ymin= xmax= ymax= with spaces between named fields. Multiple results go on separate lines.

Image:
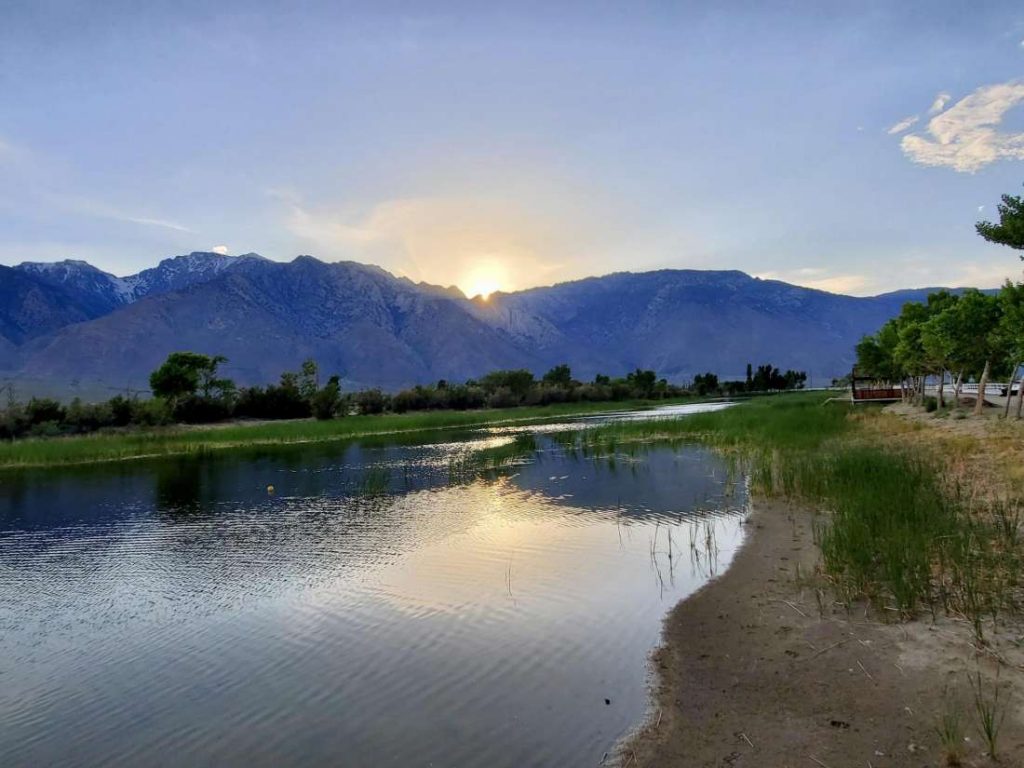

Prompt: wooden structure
xmin=850 ymin=368 xmax=901 ymax=403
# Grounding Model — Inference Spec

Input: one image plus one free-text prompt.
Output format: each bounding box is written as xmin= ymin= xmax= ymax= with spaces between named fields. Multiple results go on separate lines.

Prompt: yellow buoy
xmin=267 ymin=484 xmax=275 ymax=495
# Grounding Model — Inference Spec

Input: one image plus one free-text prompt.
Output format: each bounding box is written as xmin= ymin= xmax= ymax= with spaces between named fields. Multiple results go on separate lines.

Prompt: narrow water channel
xmin=0 ymin=406 xmax=745 ymax=766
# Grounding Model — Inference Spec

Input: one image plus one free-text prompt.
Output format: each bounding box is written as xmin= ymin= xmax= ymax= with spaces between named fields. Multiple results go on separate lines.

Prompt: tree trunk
xmin=974 ymin=360 xmax=991 ymax=416
xmin=937 ymin=369 xmax=945 ymax=409
xmin=1018 ymin=377 xmax=1024 ymax=419
xmin=954 ymin=370 xmax=963 ymax=407
xmin=1005 ymin=361 xmax=1021 ymax=419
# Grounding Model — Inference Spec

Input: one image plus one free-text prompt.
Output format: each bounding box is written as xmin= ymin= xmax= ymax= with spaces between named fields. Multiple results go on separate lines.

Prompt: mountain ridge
xmin=0 ymin=253 xmax=978 ymax=398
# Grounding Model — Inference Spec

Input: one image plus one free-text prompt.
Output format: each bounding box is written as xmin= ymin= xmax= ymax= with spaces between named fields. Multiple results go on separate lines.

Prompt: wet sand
xmin=621 ymin=500 xmax=1024 ymax=767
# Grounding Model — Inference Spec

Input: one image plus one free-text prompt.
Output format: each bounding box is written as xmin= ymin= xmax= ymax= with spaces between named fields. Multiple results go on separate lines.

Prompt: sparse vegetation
xmin=971 ymin=668 xmax=1008 ymax=760
xmin=935 ymin=693 xmax=965 ymax=766
xmin=558 ymin=392 xmax=1024 ymax=630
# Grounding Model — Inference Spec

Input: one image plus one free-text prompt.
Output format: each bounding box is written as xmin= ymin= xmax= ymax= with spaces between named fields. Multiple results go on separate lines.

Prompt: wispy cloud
xmin=0 ymin=136 xmax=195 ymax=233
xmin=899 ymin=80 xmax=1024 ymax=172
xmin=50 ymin=194 xmax=195 ymax=233
xmin=211 ymin=245 xmax=229 ymax=255
xmin=887 ymin=115 xmax=919 ymax=135
xmin=928 ymin=92 xmax=951 ymax=115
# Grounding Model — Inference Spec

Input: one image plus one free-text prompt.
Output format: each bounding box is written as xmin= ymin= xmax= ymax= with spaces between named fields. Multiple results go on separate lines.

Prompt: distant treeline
xmin=0 ymin=353 xmax=806 ymax=440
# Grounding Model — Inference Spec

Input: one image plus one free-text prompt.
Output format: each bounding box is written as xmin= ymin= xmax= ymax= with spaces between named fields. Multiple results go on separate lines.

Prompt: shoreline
xmin=620 ymin=497 xmax=1024 ymax=767
xmin=0 ymin=397 xmax=719 ymax=471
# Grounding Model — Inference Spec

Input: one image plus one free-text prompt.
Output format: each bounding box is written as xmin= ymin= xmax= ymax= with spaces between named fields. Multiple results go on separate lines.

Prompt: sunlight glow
xmin=461 ymin=258 xmax=511 ymax=299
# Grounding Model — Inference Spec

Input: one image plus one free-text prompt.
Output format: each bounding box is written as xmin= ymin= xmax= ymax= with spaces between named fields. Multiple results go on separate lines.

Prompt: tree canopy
xmin=977 ymin=186 xmax=1024 ymax=253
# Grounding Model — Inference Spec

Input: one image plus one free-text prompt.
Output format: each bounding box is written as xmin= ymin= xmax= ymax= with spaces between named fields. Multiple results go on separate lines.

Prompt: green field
xmin=0 ymin=397 xmax=698 ymax=470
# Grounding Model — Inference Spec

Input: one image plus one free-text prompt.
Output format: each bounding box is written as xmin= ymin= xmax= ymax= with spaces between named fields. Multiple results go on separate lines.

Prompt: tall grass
xmin=562 ymin=392 xmax=1023 ymax=627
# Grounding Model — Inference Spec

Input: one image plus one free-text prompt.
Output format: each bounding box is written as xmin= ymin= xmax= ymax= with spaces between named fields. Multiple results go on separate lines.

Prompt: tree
xmin=626 ymin=368 xmax=658 ymax=398
xmin=977 ymin=186 xmax=1024 ymax=252
xmin=931 ymin=291 xmax=1003 ymax=414
xmin=479 ymin=370 xmax=535 ymax=400
xmin=917 ymin=291 xmax=959 ymax=407
xmin=856 ymin=319 xmax=904 ymax=383
xmin=542 ymin=364 xmax=573 ymax=387
xmin=299 ymin=359 xmax=319 ymax=402
xmin=150 ymin=352 xmax=232 ymax=404
xmin=692 ymin=372 xmax=719 ymax=396
xmin=996 ymin=282 xmax=1024 ymax=418
xmin=311 ymin=375 xmax=342 ymax=420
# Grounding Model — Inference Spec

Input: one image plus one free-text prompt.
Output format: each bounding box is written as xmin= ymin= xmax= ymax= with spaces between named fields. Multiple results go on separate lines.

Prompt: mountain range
xmin=0 ymin=251 xmax=949 ymax=399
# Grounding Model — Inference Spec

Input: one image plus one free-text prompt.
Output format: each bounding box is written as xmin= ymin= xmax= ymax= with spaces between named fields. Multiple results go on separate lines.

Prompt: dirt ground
xmin=619 ymin=498 xmax=1024 ymax=768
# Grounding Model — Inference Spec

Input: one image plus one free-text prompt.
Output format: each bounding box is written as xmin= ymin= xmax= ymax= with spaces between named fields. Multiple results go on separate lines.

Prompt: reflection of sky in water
xmin=0 ymin=408 xmax=745 ymax=767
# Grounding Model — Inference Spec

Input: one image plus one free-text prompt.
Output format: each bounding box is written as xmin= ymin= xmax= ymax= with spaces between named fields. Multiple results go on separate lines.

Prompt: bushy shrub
xmin=355 ymin=388 xmax=387 ymax=415
xmin=312 ymin=376 xmax=342 ymax=420
xmin=173 ymin=395 xmax=232 ymax=424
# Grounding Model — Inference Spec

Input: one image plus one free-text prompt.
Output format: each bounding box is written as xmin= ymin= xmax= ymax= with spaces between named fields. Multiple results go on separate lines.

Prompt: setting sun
xmin=461 ymin=258 xmax=510 ymax=300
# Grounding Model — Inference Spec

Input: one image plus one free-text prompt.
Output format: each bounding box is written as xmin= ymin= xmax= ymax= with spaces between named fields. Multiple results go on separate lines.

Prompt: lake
xmin=0 ymin=404 xmax=746 ymax=767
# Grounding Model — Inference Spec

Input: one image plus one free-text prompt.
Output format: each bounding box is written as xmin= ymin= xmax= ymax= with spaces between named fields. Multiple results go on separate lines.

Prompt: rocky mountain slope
xmin=0 ymin=253 xmax=952 ymax=397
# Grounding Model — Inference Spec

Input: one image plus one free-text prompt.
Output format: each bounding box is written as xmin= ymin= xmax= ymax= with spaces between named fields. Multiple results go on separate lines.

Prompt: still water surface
xmin=0 ymin=405 xmax=745 ymax=766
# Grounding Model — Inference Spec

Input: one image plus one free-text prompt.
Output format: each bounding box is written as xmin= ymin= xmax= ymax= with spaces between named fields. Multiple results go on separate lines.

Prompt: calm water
xmin=0 ymin=405 xmax=745 ymax=767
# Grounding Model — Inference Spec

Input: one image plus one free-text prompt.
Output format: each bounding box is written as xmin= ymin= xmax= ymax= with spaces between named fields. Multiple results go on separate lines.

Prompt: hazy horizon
xmin=3 ymin=2 xmax=1024 ymax=297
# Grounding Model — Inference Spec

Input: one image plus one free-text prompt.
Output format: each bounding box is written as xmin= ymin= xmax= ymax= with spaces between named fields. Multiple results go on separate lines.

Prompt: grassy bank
xmin=564 ymin=392 xmax=1023 ymax=636
xmin=0 ymin=397 xmax=696 ymax=470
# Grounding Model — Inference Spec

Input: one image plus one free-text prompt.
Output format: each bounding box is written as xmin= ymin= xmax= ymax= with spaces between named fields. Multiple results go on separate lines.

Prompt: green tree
xmin=299 ymin=359 xmax=319 ymax=402
xmin=977 ymin=186 xmax=1024 ymax=252
xmin=996 ymin=282 xmax=1024 ymax=418
xmin=479 ymin=370 xmax=535 ymax=400
xmin=542 ymin=364 xmax=573 ymax=387
xmin=150 ymin=352 xmax=232 ymax=404
xmin=626 ymin=368 xmax=658 ymax=397
xmin=311 ymin=375 xmax=342 ymax=420
xmin=692 ymin=372 xmax=719 ymax=396
xmin=856 ymin=319 xmax=904 ymax=383
xmin=930 ymin=291 xmax=1003 ymax=414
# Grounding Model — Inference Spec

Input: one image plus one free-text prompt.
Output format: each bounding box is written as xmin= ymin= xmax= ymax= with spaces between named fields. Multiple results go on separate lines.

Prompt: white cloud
xmin=115 ymin=214 xmax=193 ymax=232
xmin=211 ymin=245 xmax=229 ymax=255
xmin=928 ymin=92 xmax=951 ymax=114
xmin=899 ymin=80 xmax=1024 ymax=172
xmin=887 ymin=115 xmax=919 ymax=135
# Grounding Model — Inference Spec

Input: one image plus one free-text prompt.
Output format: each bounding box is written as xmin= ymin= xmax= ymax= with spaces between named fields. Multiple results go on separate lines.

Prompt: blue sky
xmin=2 ymin=1 xmax=1024 ymax=296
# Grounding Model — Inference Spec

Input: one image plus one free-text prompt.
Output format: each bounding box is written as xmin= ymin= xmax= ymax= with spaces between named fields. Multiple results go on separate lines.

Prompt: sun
xmin=461 ymin=259 xmax=510 ymax=300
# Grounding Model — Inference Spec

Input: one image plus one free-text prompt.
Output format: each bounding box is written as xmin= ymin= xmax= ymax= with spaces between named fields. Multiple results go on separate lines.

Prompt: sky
xmin=2 ymin=1 xmax=1024 ymax=298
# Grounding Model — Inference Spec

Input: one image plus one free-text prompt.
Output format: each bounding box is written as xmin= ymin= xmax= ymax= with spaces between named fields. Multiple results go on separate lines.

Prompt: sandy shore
xmin=620 ymin=499 xmax=1024 ymax=767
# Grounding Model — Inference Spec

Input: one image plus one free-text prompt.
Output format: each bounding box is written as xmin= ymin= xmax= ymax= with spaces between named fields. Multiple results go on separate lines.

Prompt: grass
xmin=935 ymin=693 xmax=965 ymax=766
xmin=556 ymin=391 xmax=1024 ymax=629
xmin=971 ymin=668 xmax=1008 ymax=760
xmin=0 ymin=398 xmax=696 ymax=470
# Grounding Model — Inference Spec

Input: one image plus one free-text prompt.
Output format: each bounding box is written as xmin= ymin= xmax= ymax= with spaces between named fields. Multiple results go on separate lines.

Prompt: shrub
xmin=354 ymin=388 xmax=387 ymax=415
xmin=312 ymin=376 xmax=342 ymax=420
